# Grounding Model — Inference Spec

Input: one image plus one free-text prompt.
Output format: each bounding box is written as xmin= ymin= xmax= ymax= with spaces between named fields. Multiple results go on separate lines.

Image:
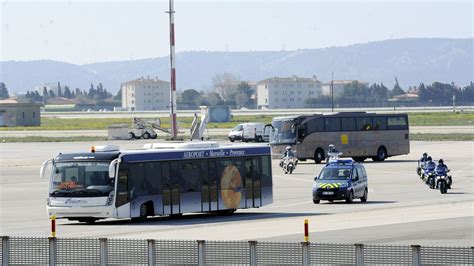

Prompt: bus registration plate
xmin=322 ymin=191 xmax=334 ymax=195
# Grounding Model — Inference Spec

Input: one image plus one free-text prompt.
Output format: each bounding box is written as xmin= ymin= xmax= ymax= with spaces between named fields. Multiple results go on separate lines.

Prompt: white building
xmin=321 ymin=80 xmax=369 ymax=97
xmin=121 ymin=77 xmax=170 ymax=111
xmin=257 ymin=76 xmax=322 ymax=109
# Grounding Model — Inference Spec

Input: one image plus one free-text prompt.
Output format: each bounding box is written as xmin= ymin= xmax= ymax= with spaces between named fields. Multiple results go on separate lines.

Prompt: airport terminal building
xmin=121 ymin=77 xmax=170 ymax=111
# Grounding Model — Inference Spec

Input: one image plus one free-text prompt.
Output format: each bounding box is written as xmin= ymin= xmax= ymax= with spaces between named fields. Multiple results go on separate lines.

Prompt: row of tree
xmin=305 ymin=79 xmax=474 ymax=106
xmin=25 ymin=83 xmax=113 ymax=103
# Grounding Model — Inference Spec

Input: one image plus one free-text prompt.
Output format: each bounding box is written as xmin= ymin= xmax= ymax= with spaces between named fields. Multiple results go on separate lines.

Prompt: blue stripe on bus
xmin=121 ymin=146 xmax=271 ymax=163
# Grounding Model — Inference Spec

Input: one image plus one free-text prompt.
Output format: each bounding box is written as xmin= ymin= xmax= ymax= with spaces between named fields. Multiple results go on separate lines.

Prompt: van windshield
xmin=232 ymin=125 xmax=243 ymax=131
xmin=318 ymin=167 xmax=352 ymax=180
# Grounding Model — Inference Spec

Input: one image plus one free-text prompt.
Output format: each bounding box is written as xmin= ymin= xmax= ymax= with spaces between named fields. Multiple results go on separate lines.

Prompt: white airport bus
xmin=270 ymin=112 xmax=410 ymax=163
xmin=41 ymin=142 xmax=273 ymax=223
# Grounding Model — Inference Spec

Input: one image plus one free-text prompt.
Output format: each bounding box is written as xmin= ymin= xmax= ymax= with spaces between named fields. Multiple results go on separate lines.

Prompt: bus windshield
xmin=270 ymin=119 xmax=297 ymax=144
xmin=318 ymin=167 xmax=352 ymax=180
xmin=49 ymin=161 xmax=113 ymax=197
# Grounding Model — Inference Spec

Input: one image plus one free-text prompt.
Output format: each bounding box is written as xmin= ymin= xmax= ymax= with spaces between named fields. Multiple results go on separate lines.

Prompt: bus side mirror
xmin=40 ymin=159 xmax=53 ymax=179
xmin=109 ymin=159 xmax=119 ymax=179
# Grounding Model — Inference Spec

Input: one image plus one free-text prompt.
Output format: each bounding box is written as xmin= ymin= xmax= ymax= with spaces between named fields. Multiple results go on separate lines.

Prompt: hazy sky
xmin=1 ymin=0 xmax=472 ymax=64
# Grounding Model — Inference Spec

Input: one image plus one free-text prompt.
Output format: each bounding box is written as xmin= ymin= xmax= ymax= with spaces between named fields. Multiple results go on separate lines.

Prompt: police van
xmin=312 ymin=159 xmax=368 ymax=204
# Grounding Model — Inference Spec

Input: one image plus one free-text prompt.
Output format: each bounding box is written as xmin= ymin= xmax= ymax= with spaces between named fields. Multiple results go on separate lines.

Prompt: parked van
xmin=228 ymin=122 xmax=270 ymax=142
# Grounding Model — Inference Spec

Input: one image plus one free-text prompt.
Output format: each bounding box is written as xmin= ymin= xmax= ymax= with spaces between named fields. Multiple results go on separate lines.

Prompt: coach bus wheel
xmin=373 ymin=147 xmax=387 ymax=162
xmin=314 ymin=148 xmax=325 ymax=164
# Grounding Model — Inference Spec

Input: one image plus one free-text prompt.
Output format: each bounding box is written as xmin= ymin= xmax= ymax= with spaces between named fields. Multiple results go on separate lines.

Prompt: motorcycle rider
xmin=435 ymin=159 xmax=452 ymax=188
xmin=327 ymin=144 xmax=342 ymax=162
xmin=424 ymin=156 xmax=436 ymax=185
xmin=280 ymin=146 xmax=295 ymax=167
xmin=419 ymin=152 xmax=429 ymax=162
xmin=417 ymin=152 xmax=429 ymax=176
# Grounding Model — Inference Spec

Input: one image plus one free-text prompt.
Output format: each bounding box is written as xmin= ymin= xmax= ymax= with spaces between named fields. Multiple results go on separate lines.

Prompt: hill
xmin=1 ymin=38 xmax=472 ymax=94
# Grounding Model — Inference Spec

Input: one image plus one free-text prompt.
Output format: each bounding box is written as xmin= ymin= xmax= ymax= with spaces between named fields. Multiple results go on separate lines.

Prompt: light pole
xmin=167 ymin=0 xmax=178 ymax=139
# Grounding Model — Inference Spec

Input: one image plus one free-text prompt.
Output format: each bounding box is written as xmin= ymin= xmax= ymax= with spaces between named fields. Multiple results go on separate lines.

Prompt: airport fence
xmin=1 ymin=236 xmax=473 ymax=265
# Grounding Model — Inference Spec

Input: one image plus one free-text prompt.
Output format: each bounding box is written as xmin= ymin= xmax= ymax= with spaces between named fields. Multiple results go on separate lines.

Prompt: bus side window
xmin=324 ymin=117 xmax=341 ymax=132
xmin=341 ymin=117 xmax=356 ymax=131
xmin=373 ymin=117 xmax=387 ymax=130
xmin=356 ymin=117 xmax=373 ymax=131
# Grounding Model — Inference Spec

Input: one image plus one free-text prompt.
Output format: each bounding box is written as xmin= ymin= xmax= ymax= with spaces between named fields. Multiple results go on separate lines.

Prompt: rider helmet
xmin=423 ymin=152 xmax=427 ymax=157
xmin=286 ymin=146 xmax=291 ymax=151
xmin=427 ymin=156 xmax=432 ymax=161
xmin=438 ymin=159 xmax=444 ymax=164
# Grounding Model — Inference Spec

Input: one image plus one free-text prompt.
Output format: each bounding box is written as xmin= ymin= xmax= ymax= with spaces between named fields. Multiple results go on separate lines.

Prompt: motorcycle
xmin=422 ymin=167 xmax=436 ymax=189
xmin=416 ymin=160 xmax=426 ymax=178
xmin=281 ymin=156 xmax=297 ymax=174
xmin=435 ymin=169 xmax=452 ymax=194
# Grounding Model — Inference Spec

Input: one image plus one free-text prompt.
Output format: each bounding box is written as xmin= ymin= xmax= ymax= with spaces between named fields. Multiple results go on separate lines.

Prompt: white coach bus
xmin=41 ymin=142 xmax=273 ymax=223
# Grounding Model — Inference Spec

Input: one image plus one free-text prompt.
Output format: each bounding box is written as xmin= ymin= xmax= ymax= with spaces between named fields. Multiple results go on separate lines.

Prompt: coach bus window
xmin=270 ymin=119 xmax=297 ymax=144
xmin=324 ymin=117 xmax=341 ymax=131
xmin=387 ymin=116 xmax=408 ymax=130
xmin=179 ymin=160 xmax=200 ymax=192
xmin=341 ymin=117 xmax=356 ymax=131
xmin=306 ymin=118 xmax=324 ymax=134
xmin=129 ymin=163 xmax=147 ymax=199
xmin=373 ymin=117 xmax=387 ymax=130
xmin=170 ymin=162 xmax=180 ymax=205
xmin=145 ymin=162 xmax=161 ymax=195
xmin=208 ymin=160 xmax=218 ymax=202
xmin=356 ymin=117 xmax=373 ymax=131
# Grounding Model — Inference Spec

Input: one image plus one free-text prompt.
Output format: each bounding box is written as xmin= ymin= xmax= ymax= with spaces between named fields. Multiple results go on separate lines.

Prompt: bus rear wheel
xmin=372 ymin=147 xmax=387 ymax=162
xmin=353 ymin=157 xmax=366 ymax=162
xmin=314 ymin=148 xmax=325 ymax=164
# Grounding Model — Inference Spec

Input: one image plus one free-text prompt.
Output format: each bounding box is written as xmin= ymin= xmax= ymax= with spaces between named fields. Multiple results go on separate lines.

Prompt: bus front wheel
xmin=314 ymin=148 xmax=325 ymax=164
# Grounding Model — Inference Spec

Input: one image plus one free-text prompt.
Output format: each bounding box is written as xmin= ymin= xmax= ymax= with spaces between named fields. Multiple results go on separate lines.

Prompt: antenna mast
xmin=167 ymin=0 xmax=178 ymax=139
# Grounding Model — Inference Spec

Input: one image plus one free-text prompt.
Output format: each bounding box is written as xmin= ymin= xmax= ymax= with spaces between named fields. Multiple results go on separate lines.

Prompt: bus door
xmin=115 ymin=169 xmax=131 ymax=217
xmin=245 ymin=158 xmax=261 ymax=208
xmin=162 ymin=162 xmax=180 ymax=215
xmin=201 ymin=160 xmax=219 ymax=212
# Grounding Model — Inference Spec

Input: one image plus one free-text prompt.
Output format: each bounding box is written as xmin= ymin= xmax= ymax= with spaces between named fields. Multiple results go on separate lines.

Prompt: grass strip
xmin=410 ymin=133 xmax=474 ymax=141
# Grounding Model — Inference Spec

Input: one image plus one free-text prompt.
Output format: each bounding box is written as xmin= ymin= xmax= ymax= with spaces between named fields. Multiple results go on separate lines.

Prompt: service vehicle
xmin=41 ymin=141 xmax=273 ymax=223
xmin=312 ymin=159 xmax=368 ymax=204
xmin=228 ymin=122 xmax=271 ymax=142
xmin=269 ymin=112 xmax=410 ymax=163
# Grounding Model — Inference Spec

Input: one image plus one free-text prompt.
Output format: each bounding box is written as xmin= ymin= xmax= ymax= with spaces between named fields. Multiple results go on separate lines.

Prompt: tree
xmin=0 ymin=82 xmax=9 ymax=99
xmin=180 ymin=89 xmax=201 ymax=106
xmin=234 ymin=81 xmax=255 ymax=108
xmin=212 ymin=73 xmax=240 ymax=102
xmin=389 ymin=76 xmax=405 ymax=97
xmin=63 ymin=86 xmax=72 ymax=98
xmin=114 ymin=88 xmax=122 ymax=101
xmin=205 ymin=92 xmax=224 ymax=106
xmin=48 ymin=89 xmax=56 ymax=98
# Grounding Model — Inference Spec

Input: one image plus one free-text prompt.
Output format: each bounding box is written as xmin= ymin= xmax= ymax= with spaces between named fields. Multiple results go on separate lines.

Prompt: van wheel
xmin=361 ymin=188 xmax=368 ymax=202
xmin=314 ymin=148 xmax=325 ymax=164
xmin=372 ymin=147 xmax=387 ymax=162
xmin=345 ymin=191 xmax=354 ymax=203
xmin=229 ymin=138 xmax=235 ymax=142
xmin=257 ymin=136 xmax=263 ymax=142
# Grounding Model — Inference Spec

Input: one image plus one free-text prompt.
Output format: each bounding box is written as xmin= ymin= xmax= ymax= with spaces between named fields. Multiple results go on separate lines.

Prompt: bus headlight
xmin=106 ymin=191 xmax=114 ymax=206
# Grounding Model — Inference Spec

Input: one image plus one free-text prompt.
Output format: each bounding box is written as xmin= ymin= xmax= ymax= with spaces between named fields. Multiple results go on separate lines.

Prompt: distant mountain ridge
xmin=1 ymin=38 xmax=472 ymax=94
